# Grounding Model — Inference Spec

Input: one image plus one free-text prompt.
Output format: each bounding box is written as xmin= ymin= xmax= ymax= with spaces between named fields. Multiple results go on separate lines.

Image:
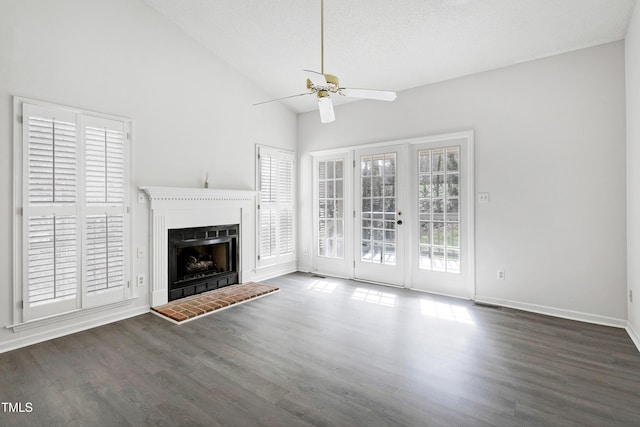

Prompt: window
xmin=418 ymin=147 xmax=460 ymax=273
xmin=257 ymin=146 xmax=295 ymax=267
xmin=15 ymin=99 xmax=131 ymax=322
xmin=317 ymin=159 xmax=345 ymax=259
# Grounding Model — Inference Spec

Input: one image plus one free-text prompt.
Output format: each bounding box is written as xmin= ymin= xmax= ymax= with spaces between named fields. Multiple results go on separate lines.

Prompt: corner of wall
xmin=626 ymin=0 xmax=640 ymax=351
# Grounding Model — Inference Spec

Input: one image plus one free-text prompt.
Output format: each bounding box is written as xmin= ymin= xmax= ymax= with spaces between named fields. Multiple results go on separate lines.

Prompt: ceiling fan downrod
xmin=321 ymin=0 xmax=324 ymax=74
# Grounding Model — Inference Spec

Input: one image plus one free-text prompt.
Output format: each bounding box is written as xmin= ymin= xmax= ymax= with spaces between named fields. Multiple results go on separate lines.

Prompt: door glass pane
xmin=361 ymin=154 xmax=396 ymax=265
xmin=420 ymin=245 xmax=432 ymax=269
xmin=335 ymin=161 xmax=343 ymax=179
xmin=418 ymin=146 xmax=461 ymax=273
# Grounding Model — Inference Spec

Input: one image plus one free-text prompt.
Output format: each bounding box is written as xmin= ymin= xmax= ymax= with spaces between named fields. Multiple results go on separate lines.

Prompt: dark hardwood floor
xmin=1 ymin=272 xmax=639 ymax=426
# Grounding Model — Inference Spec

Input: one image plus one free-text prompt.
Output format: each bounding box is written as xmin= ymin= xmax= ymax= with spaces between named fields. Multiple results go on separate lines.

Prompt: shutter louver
xmin=260 ymin=154 xmax=277 ymax=204
xmin=278 ymin=156 xmax=294 ymax=256
xmin=86 ymin=215 xmax=124 ymax=293
xmin=260 ymin=209 xmax=276 ymax=258
xmin=86 ymin=126 xmax=125 ymax=205
xmin=279 ymin=209 xmax=294 ymax=255
xmin=278 ymin=157 xmax=293 ymax=205
xmin=28 ymin=116 xmax=77 ymax=204
xmin=28 ymin=215 xmax=78 ymax=303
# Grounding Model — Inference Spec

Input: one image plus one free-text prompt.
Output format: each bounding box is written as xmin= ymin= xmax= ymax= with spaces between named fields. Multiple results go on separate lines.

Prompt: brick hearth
xmin=151 ymin=282 xmax=279 ymax=324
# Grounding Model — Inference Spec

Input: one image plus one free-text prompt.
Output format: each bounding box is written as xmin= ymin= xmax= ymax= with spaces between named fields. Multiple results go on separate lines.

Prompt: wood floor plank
xmin=1 ymin=272 xmax=639 ymax=426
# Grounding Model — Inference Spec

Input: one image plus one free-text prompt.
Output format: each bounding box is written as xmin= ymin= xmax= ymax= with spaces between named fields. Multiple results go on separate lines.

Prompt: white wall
xmin=298 ymin=42 xmax=627 ymax=325
xmin=626 ymin=3 xmax=640 ymax=348
xmin=0 ymin=0 xmax=296 ymax=351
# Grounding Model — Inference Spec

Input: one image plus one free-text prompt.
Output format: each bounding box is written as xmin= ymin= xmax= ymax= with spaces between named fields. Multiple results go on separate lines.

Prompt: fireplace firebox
xmin=168 ymin=224 xmax=239 ymax=301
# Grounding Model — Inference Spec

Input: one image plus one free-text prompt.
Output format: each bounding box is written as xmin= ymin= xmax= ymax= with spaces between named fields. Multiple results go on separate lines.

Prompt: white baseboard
xmin=0 ymin=305 xmax=150 ymax=354
xmin=474 ymin=295 xmax=627 ymax=329
xmin=626 ymin=321 xmax=640 ymax=353
xmin=296 ymin=264 xmax=312 ymax=274
xmin=251 ymin=263 xmax=298 ymax=283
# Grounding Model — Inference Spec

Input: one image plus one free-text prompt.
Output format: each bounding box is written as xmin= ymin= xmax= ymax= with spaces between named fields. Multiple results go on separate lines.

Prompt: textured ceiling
xmin=142 ymin=0 xmax=637 ymax=113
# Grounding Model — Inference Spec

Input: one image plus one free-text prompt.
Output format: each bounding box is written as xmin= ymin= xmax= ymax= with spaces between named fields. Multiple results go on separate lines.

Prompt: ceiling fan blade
xmin=318 ymin=97 xmax=335 ymax=123
xmin=340 ymin=88 xmax=397 ymax=101
xmin=304 ymin=69 xmax=328 ymax=87
xmin=253 ymin=92 xmax=311 ymax=106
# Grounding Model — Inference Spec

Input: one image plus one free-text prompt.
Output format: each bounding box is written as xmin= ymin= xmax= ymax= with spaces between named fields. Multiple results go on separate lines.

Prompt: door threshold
xmin=353 ymin=278 xmax=405 ymax=289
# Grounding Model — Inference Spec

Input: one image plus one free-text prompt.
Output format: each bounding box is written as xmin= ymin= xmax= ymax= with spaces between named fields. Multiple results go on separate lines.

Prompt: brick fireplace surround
xmin=141 ymin=187 xmax=257 ymax=307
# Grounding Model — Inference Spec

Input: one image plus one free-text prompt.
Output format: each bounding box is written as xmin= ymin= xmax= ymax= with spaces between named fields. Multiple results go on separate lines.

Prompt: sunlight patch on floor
xmin=420 ymin=299 xmax=475 ymax=325
xmin=352 ymin=288 xmax=396 ymax=307
xmin=308 ymin=280 xmax=338 ymax=293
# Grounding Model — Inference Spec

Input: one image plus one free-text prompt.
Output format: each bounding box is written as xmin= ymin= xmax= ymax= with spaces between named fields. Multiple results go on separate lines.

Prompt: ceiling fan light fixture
xmin=318 ymin=94 xmax=335 ymax=123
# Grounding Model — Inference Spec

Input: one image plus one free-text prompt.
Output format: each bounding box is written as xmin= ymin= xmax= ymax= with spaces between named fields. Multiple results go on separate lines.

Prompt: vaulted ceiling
xmin=142 ymin=0 xmax=637 ymax=113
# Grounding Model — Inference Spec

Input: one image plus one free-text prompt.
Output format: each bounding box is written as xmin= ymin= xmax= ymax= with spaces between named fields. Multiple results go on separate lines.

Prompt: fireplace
xmin=168 ymin=224 xmax=239 ymax=301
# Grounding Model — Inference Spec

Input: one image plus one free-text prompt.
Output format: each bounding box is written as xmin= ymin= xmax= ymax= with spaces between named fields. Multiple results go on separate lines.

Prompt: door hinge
xmin=353 ymin=260 xmax=356 ymax=268
xmin=127 ymin=280 xmax=131 ymax=288
xmin=353 ymin=160 xmax=356 ymax=168
xmin=126 ymin=206 xmax=130 ymax=213
xmin=257 ymin=255 xmax=261 ymax=260
xmin=18 ymin=300 xmax=24 ymax=309
xmin=353 ymin=210 xmax=356 ymax=218
xmin=127 ymin=132 xmax=130 ymax=140
xmin=258 ymin=153 xmax=261 ymax=160
xmin=18 ymin=115 xmax=23 ymax=124
xmin=257 ymin=204 xmax=261 ymax=210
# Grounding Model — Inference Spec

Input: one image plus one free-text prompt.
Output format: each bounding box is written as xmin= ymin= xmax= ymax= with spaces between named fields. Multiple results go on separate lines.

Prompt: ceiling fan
xmin=253 ymin=0 xmax=397 ymax=123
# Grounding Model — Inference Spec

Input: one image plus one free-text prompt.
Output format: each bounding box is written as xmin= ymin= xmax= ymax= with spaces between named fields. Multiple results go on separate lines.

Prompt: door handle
xmin=397 ymin=220 xmax=403 ymax=225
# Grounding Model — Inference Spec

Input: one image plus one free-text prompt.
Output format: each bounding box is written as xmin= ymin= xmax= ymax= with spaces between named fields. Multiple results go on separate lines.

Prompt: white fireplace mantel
xmin=140 ymin=186 xmax=257 ymax=307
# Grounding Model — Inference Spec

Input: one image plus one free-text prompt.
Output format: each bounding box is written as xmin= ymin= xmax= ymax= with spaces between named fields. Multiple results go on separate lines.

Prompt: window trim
xmin=12 ymin=96 xmax=133 ymax=325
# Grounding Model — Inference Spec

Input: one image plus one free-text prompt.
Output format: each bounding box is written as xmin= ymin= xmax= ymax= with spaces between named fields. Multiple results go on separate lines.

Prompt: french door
xmin=313 ymin=133 xmax=474 ymax=298
xmin=354 ymin=146 xmax=406 ymax=286
xmin=353 ymin=136 xmax=473 ymax=297
xmin=410 ymin=139 xmax=472 ymax=297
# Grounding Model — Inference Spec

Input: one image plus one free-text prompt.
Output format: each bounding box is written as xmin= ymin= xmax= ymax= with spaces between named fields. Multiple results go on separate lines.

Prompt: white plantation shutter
xmin=23 ymin=105 xmax=80 ymax=319
xmin=18 ymin=101 xmax=130 ymax=321
xmin=83 ymin=116 xmax=127 ymax=306
xmin=257 ymin=146 xmax=295 ymax=266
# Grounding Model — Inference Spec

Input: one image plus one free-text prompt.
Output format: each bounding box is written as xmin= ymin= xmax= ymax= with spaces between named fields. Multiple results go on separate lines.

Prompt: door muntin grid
xmin=318 ymin=159 xmax=345 ymax=259
xmin=418 ymin=147 xmax=460 ymax=273
xmin=361 ymin=153 xmax=396 ymax=265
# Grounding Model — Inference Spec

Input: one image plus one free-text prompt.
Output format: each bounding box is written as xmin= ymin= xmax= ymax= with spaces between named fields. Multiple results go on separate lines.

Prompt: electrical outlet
xmin=478 ymin=192 xmax=490 ymax=203
xmin=137 ymin=275 xmax=144 ymax=287
xmin=497 ymin=269 xmax=505 ymax=280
